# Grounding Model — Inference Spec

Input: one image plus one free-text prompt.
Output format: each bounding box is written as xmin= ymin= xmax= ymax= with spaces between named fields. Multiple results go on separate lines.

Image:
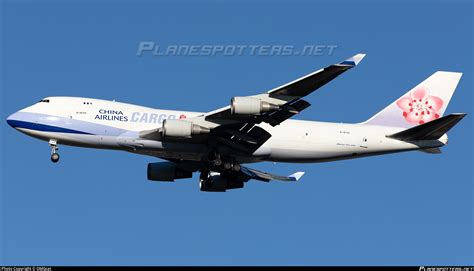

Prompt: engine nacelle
xmin=200 ymin=173 xmax=245 ymax=192
xmin=230 ymin=97 xmax=279 ymax=115
xmin=162 ymin=119 xmax=210 ymax=138
xmin=147 ymin=162 xmax=193 ymax=182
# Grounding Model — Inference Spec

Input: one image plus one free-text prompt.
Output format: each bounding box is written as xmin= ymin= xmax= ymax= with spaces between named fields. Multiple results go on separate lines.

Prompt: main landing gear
xmin=207 ymin=151 xmax=241 ymax=172
xmin=49 ymin=139 xmax=60 ymax=163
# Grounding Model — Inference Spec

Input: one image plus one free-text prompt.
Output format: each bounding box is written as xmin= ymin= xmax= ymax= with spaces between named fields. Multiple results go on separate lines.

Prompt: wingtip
xmin=289 ymin=172 xmax=305 ymax=181
xmin=340 ymin=53 xmax=366 ymax=66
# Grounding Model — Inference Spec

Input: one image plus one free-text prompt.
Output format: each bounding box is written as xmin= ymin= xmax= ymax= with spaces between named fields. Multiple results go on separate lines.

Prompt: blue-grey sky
xmin=1 ymin=0 xmax=472 ymax=266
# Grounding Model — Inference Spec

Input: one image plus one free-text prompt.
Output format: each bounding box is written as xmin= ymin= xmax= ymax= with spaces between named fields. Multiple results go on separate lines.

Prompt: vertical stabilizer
xmin=362 ymin=71 xmax=462 ymax=128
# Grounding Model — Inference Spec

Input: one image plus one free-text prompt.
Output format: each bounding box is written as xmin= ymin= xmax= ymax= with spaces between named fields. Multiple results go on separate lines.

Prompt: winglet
xmin=340 ymin=53 xmax=366 ymax=66
xmin=288 ymin=172 xmax=305 ymax=181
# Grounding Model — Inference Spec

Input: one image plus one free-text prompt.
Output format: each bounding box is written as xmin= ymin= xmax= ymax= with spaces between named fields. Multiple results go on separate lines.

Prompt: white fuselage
xmin=7 ymin=97 xmax=447 ymax=163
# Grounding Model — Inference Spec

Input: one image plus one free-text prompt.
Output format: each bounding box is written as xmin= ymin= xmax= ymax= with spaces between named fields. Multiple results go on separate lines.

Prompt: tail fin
xmin=387 ymin=113 xmax=466 ymax=141
xmin=362 ymin=71 xmax=462 ymax=128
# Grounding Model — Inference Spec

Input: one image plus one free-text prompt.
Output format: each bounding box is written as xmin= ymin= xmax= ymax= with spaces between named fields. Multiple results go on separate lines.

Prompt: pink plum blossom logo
xmin=396 ymin=87 xmax=443 ymax=124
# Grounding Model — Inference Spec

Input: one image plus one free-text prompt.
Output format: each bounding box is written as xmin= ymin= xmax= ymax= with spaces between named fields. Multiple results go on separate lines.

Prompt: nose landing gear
xmin=49 ymin=139 xmax=60 ymax=163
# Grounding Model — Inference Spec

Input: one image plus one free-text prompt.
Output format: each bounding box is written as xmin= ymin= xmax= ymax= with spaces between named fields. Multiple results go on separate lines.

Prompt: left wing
xmin=198 ymin=165 xmax=305 ymax=192
xmin=241 ymin=166 xmax=305 ymax=182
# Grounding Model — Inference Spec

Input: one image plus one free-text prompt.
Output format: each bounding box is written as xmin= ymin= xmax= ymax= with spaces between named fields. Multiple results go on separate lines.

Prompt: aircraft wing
xmin=141 ymin=54 xmax=365 ymax=155
xmin=267 ymin=53 xmax=366 ymax=97
xmin=200 ymin=53 xmax=366 ymax=127
xmin=157 ymin=158 xmax=305 ymax=183
xmin=240 ymin=166 xmax=305 ymax=182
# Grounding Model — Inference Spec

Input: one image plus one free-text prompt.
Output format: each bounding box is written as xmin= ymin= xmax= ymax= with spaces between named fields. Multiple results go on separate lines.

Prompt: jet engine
xmin=230 ymin=97 xmax=278 ymax=115
xmin=199 ymin=172 xmax=245 ymax=192
xmin=147 ymin=162 xmax=193 ymax=182
xmin=162 ymin=119 xmax=210 ymax=138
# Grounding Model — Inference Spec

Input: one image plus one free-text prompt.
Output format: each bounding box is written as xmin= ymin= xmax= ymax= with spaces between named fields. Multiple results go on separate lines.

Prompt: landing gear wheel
xmin=51 ymin=153 xmax=60 ymax=163
xmin=223 ymin=162 xmax=232 ymax=170
xmin=49 ymin=139 xmax=59 ymax=163
xmin=213 ymin=159 xmax=222 ymax=167
xmin=232 ymin=163 xmax=241 ymax=171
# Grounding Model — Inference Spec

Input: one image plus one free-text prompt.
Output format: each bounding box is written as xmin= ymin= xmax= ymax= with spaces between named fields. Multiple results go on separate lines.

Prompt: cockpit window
xmin=38 ymin=99 xmax=50 ymax=103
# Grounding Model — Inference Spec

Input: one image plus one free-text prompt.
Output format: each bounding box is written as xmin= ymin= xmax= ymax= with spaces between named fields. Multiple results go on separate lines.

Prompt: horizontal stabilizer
xmin=387 ymin=113 xmax=466 ymax=141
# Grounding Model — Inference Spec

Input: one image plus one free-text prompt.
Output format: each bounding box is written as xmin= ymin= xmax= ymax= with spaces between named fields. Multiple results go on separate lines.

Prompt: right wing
xmin=202 ymin=53 xmax=366 ymax=126
xmin=266 ymin=53 xmax=366 ymax=98
xmin=140 ymin=54 xmax=366 ymax=156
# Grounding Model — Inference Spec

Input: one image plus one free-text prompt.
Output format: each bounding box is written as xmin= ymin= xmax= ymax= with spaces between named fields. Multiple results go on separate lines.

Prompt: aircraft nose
xmin=6 ymin=112 xmax=20 ymax=129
